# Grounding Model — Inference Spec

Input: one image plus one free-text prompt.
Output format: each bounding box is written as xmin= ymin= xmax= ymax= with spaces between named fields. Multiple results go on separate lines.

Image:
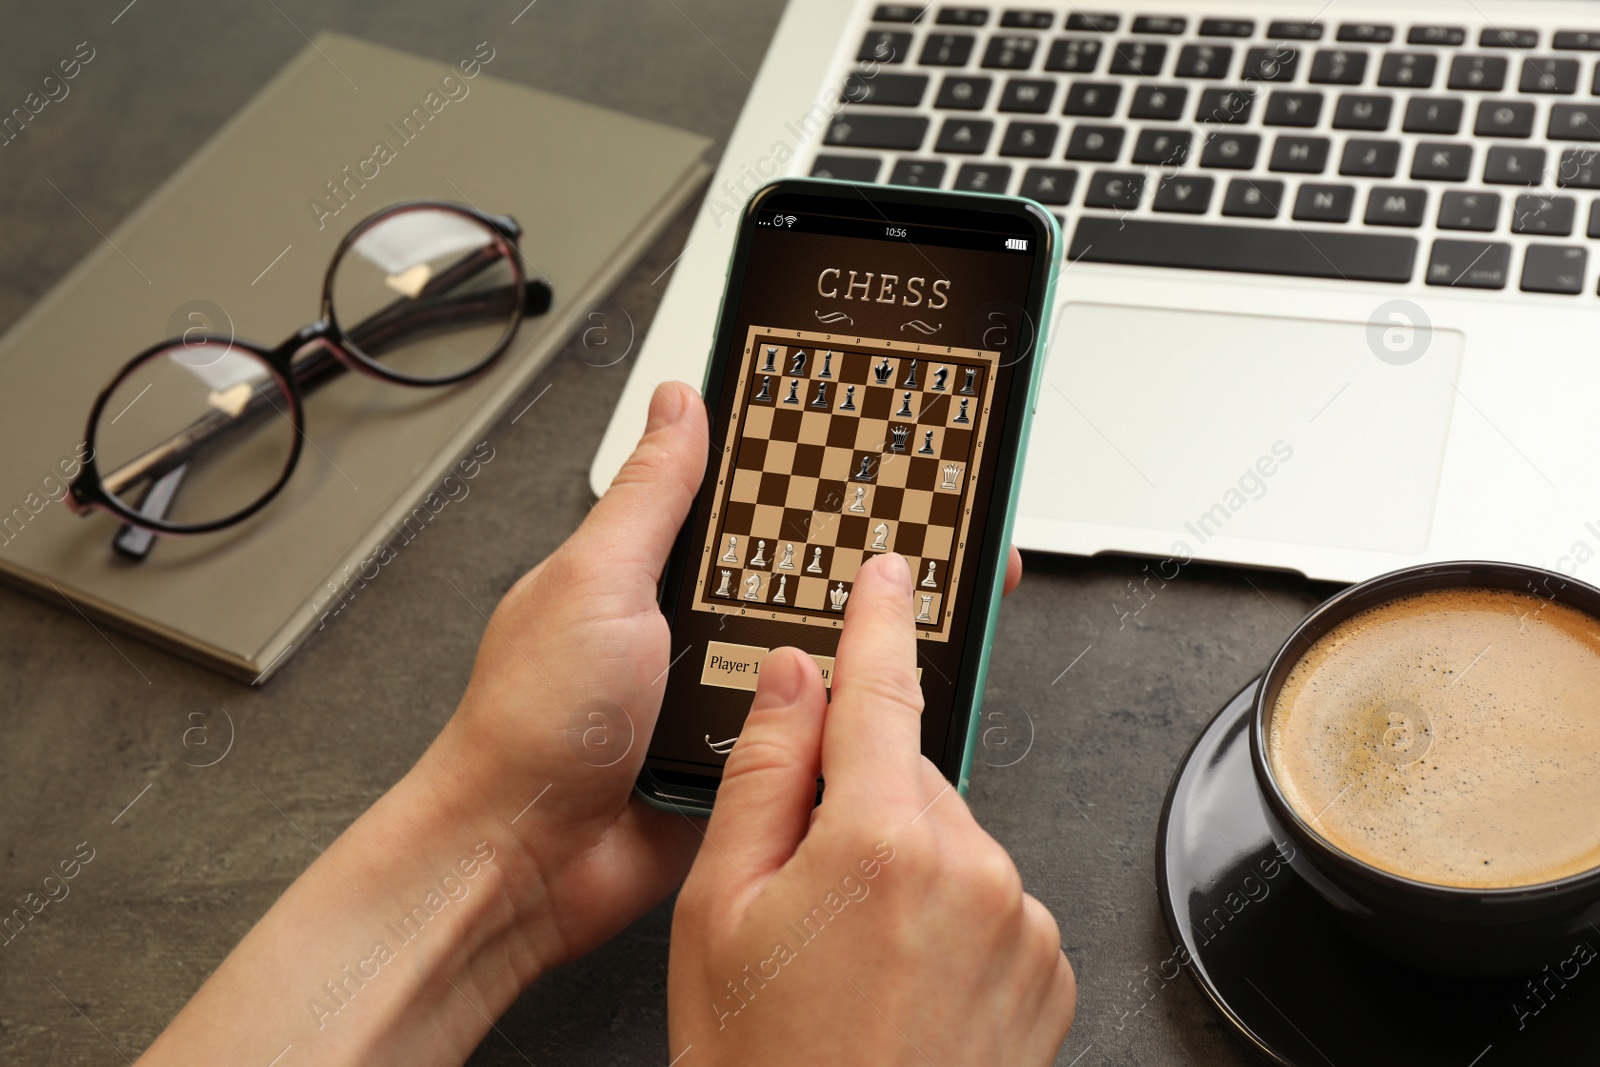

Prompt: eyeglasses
xmin=66 ymin=200 xmax=551 ymax=560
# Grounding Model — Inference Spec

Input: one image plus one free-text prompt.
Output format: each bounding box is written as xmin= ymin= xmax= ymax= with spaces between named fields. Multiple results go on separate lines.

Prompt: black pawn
xmin=959 ymin=368 xmax=977 ymax=395
xmin=810 ymin=381 xmax=830 ymax=409
xmin=754 ymin=375 xmax=772 ymax=402
xmin=903 ymin=360 xmax=918 ymax=388
xmin=897 ymin=391 xmax=913 ymax=417
xmin=854 ymin=455 xmax=874 ymax=481
xmin=783 ymin=379 xmax=800 ymax=404
xmin=918 ymin=430 xmax=934 ymax=455
xmin=932 ymin=367 xmax=948 ymax=392
xmin=790 ymin=350 xmax=807 ymax=375
xmin=762 ymin=346 xmax=777 ymax=373
xmin=840 ymin=385 xmax=856 ymax=411
xmin=954 ymin=398 xmax=970 ymax=423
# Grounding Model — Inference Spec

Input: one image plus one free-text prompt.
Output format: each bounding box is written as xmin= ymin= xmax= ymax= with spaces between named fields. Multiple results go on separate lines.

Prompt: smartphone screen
xmin=642 ymin=181 xmax=1054 ymax=808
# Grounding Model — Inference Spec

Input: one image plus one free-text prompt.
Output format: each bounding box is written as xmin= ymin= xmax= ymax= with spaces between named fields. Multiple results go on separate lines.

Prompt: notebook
xmin=0 ymin=33 xmax=711 ymax=682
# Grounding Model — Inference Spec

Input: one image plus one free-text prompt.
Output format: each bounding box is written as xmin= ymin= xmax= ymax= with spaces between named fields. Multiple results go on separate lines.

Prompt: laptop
xmin=593 ymin=0 xmax=1600 ymax=585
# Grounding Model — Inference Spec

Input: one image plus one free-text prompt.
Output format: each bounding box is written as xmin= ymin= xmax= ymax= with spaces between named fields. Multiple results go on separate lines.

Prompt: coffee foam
xmin=1268 ymin=587 xmax=1600 ymax=889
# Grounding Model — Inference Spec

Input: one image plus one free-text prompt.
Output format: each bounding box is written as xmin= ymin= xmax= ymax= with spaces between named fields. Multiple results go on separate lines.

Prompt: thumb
xmin=700 ymin=648 xmax=828 ymax=890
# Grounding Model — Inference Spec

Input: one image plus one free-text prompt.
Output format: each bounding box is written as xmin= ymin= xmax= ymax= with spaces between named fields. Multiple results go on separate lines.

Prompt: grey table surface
xmin=0 ymin=3 xmax=1339 ymax=1064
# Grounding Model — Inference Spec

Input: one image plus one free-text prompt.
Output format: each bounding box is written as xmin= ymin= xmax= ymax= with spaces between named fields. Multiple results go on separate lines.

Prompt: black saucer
xmin=1157 ymin=680 xmax=1598 ymax=1066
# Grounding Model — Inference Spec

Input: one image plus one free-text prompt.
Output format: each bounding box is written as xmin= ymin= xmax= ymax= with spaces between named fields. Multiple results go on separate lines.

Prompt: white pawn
xmin=778 ymin=543 xmax=795 ymax=570
xmin=849 ymin=486 xmax=866 ymax=513
xmin=921 ymin=561 xmax=938 ymax=588
xmin=721 ymin=535 xmax=739 ymax=563
xmin=750 ymin=539 xmax=767 ymax=567
xmin=806 ymin=546 xmax=824 ymax=574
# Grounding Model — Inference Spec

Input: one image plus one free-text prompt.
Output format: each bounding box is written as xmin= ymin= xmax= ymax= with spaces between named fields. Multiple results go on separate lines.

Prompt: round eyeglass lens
xmin=330 ymin=208 xmax=520 ymax=382
xmin=93 ymin=343 xmax=298 ymax=529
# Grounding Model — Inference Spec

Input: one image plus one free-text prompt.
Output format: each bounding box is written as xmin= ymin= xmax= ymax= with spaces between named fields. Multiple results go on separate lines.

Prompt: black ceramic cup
xmin=1249 ymin=560 xmax=1600 ymax=978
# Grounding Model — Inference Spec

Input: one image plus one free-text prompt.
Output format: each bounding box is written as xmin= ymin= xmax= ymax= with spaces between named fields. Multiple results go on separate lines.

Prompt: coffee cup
xmin=1249 ymin=560 xmax=1600 ymax=977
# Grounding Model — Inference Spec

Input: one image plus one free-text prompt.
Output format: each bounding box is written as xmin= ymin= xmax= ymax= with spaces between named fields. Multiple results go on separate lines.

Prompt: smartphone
xmin=637 ymin=178 xmax=1059 ymax=815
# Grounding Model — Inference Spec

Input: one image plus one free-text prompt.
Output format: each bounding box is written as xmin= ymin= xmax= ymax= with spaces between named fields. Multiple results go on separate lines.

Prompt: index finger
xmin=821 ymin=551 xmax=925 ymax=798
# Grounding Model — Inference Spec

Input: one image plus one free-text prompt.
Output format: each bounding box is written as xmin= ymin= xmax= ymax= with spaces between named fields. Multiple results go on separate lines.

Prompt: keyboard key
xmin=1111 ymin=41 xmax=1168 ymax=76
xmin=1557 ymin=148 xmax=1600 ymax=189
xmin=1333 ymin=94 xmax=1393 ymax=130
xmin=984 ymin=35 xmax=1041 ymax=70
xmin=1000 ymin=121 xmax=1059 ymax=157
xmin=1403 ymin=97 xmax=1464 ymax=134
xmin=1475 ymin=101 xmax=1536 ymax=138
xmin=859 ymin=30 xmax=913 ymax=63
xmin=1082 ymin=171 xmax=1144 ymax=209
xmin=1553 ymin=31 xmax=1600 ymax=52
xmin=1294 ymin=183 xmax=1356 ymax=222
xmin=1175 ymin=44 xmax=1232 ymax=78
xmin=825 ymin=113 xmax=929 ymax=150
xmin=1200 ymin=19 xmax=1254 ymax=38
xmin=1589 ymin=200 xmax=1600 ymax=238
xmin=1131 ymin=128 xmax=1192 ymax=165
xmin=1001 ymin=11 xmax=1054 ymax=30
xmin=953 ymin=163 xmax=1012 ymax=191
xmin=999 ymin=78 xmax=1056 ymax=112
xmin=1045 ymin=38 xmax=1102 ymax=72
xmin=1520 ymin=58 xmax=1580 ymax=94
xmin=1513 ymin=195 xmax=1577 ymax=235
xmin=1270 ymin=135 xmax=1330 ymax=173
xmin=843 ymin=71 xmax=929 ymax=106
xmin=1378 ymin=53 xmax=1436 ymax=88
xmin=935 ymin=118 xmax=994 ymax=153
xmin=1438 ymin=191 xmax=1501 ymax=231
xmin=1522 ymin=245 xmax=1587 ymax=293
xmin=1066 ymin=13 xmax=1118 ymax=32
xmin=921 ymin=33 xmax=977 ymax=66
xmin=1066 ymin=124 xmax=1125 ymax=161
xmin=1223 ymin=179 xmax=1284 ymax=218
xmin=1201 ymin=131 xmax=1261 ymax=169
xmin=1196 ymin=88 xmax=1255 ymax=123
xmin=1133 ymin=16 xmax=1185 ymax=35
xmin=1129 ymin=85 xmax=1188 ymax=120
xmin=1153 ymin=175 xmax=1214 ymax=213
xmin=1264 ymin=91 xmax=1324 ymax=127
xmin=936 ymin=75 xmax=993 ymax=109
xmin=1310 ymin=49 xmax=1367 ymax=85
xmin=1242 ymin=46 xmax=1299 ymax=81
xmin=1411 ymin=141 xmax=1473 ymax=181
xmin=1069 ymin=216 xmax=1417 ymax=281
xmin=1484 ymin=145 xmax=1547 ymax=184
xmin=1019 ymin=166 xmax=1077 ymax=203
xmin=810 ymin=154 xmax=883 ymax=181
xmin=872 ymin=5 xmax=923 ymax=23
xmin=1064 ymin=82 xmax=1122 ymax=116
xmin=1365 ymin=187 xmax=1427 ymax=226
xmin=1449 ymin=55 xmax=1508 ymax=91
xmin=1549 ymin=104 xmax=1600 ymax=142
xmin=1409 ymin=26 xmax=1465 ymax=47
xmin=1482 ymin=28 xmax=1537 ymax=48
xmin=937 ymin=7 xmax=989 ymax=26
xmin=1267 ymin=21 xmax=1323 ymax=41
xmin=1338 ymin=24 xmax=1394 ymax=44
xmin=1426 ymin=239 xmax=1511 ymax=288
xmin=1340 ymin=139 xmax=1401 ymax=177
xmin=888 ymin=159 xmax=947 ymax=186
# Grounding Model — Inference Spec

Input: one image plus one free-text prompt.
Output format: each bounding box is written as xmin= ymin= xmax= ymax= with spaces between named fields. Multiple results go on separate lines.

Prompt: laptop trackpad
xmin=1035 ymin=302 xmax=1465 ymax=555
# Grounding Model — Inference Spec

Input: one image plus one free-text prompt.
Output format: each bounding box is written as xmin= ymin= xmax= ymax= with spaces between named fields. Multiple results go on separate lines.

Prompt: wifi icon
xmin=782 ymin=215 xmax=797 ymax=228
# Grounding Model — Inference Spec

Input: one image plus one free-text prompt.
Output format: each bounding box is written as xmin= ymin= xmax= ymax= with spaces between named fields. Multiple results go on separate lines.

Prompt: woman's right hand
xmin=667 ymin=551 xmax=1076 ymax=1064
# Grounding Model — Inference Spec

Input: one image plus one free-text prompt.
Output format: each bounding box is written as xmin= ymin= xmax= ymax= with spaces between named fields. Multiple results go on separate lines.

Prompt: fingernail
xmin=883 ymin=552 xmax=913 ymax=597
xmin=753 ymin=648 xmax=807 ymax=709
xmin=645 ymin=383 xmax=686 ymax=434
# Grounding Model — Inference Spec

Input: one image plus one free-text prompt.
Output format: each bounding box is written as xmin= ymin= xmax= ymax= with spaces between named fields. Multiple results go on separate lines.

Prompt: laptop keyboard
xmin=811 ymin=4 xmax=1600 ymax=294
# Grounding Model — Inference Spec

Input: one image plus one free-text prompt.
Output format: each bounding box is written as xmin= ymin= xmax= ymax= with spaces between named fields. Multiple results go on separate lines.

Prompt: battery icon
xmin=1005 ymin=237 xmax=1029 ymax=250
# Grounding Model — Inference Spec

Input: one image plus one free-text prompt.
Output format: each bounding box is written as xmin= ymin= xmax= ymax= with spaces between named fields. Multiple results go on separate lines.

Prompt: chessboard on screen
xmin=693 ymin=326 xmax=1000 ymax=642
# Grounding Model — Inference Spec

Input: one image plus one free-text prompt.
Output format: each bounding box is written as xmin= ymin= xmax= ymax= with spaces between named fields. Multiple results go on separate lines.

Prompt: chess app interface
xmin=645 ymin=184 xmax=1051 ymax=796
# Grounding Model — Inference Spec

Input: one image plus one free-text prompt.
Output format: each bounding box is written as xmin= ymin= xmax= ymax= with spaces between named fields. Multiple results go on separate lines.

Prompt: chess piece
xmin=918 ymin=430 xmax=935 ymax=455
xmin=818 ymin=351 xmax=833 ymax=378
xmin=714 ymin=569 xmax=732 ymax=597
xmin=854 ymin=455 xmax=874 ymax=481
xmin=916 ymin=595 xmax=933 ymax=623
xmin=783 ymin=379 xmax=800 ymax=404
xmin=873 ymin=358 xmax=892 ymax=385
xmin=955 ymin=398 xmax=970 ymax=424
xmin=754 ymin=375 xmax=772 ymax=402
xmin=941 ymin=463 xmax=962 ymax=490
xmin=721 ymin=535 xmax=739 ymax=562
xmin=903 ymin=360 xmax=918 ymax=388
xmin=870 ymin=522 xmax=889 ymax=550
xmin=840 ymin=385 xmax=856 ymax=411
xmin=849 ymin=486 xmax=866 ymax=513
xmin=811 ymin=382 xmax=829 ymax=409
xmin=790 ymin=350 xmax=807 ymax=375
xmin=897 ymin=391 xmax=913 ymax=417
xmin=762 ymin=346 xmax=777 ymax=373
xmin=750 ymin=539 xmax=767 ymax=567
xmin=829 ymin=582 xmax=850 ymax=611
xmin=931 ymin=367 xmax=948 ymax=392
xmin=959 ymin=368 xmax=977 ymax=395
xmin=806 ymin=546 xmax=824 ymax=574
xmin=921 ymin=561 xmax=938 ymax=588
xmin=889 ymin=425 xmax=909 ymax=453
xmin=742 ymin=574 xmax=763 ymax=601
xmin=771 ymin=575 xmax=788 ymax=604
xmin=778 ymin=543 xmax=795 ymax=570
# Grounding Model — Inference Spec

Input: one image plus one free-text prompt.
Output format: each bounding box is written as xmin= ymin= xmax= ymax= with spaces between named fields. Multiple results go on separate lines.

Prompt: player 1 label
xmin=700 ymin=642 xmax=916 ymax=692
